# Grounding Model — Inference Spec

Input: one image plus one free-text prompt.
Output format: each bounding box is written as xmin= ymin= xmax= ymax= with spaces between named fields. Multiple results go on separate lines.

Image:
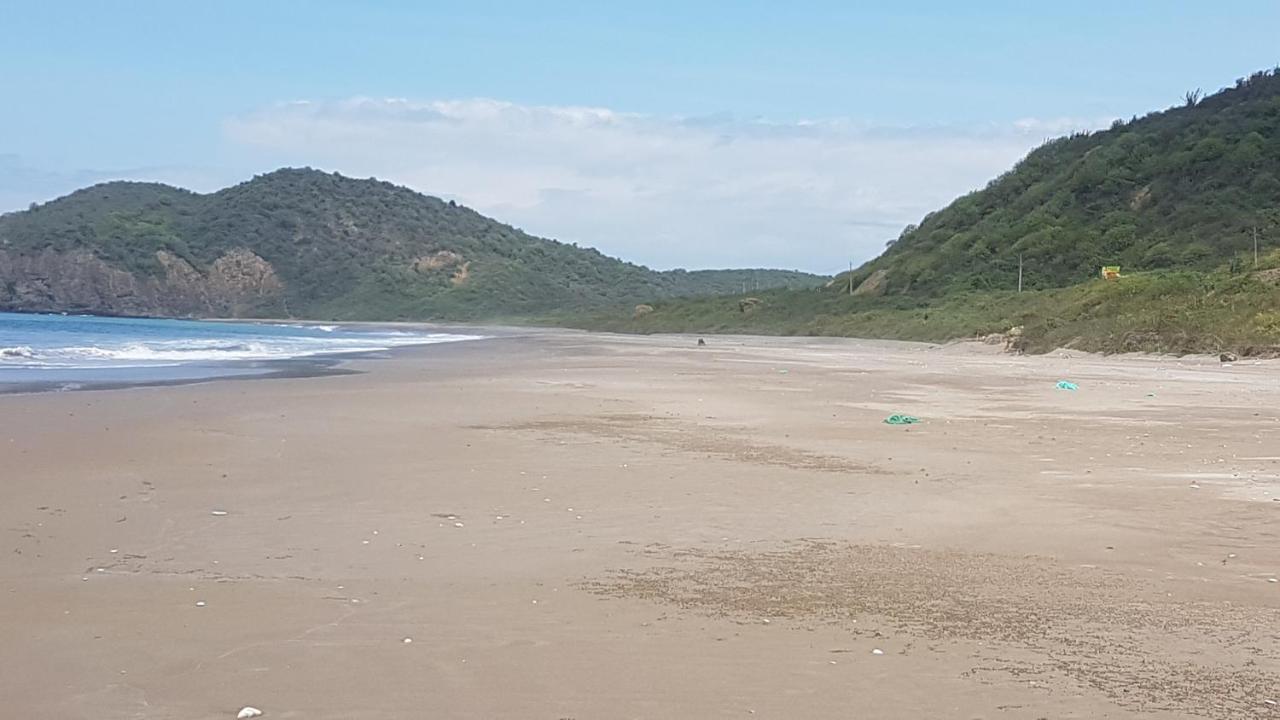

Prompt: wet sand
xmin=2 ymin=331 xmax=1278 ymax=719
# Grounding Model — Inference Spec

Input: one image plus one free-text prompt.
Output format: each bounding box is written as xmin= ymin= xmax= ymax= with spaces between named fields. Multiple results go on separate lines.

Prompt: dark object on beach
xmin=697 ymin=338 xmax=706 ymax=347
xmin=1219 ymin=351 xmax=1238 ymax=363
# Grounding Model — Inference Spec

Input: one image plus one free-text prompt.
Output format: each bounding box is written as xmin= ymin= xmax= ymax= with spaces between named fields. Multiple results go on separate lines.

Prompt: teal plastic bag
xmin=884 ymin=414 xmax=921 ymax=425
xmin=1056 ymin=380 xmax=1079 ymax=391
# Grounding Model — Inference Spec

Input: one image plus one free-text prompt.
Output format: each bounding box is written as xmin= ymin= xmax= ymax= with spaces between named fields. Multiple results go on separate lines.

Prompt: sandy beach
xmin=2 ymin=330 xmax=1278 ymax=719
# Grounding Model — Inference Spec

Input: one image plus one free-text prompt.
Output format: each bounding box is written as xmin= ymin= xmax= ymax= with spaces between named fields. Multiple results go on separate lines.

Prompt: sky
xmin=2 ymin=2 xmax=1279 ymax=273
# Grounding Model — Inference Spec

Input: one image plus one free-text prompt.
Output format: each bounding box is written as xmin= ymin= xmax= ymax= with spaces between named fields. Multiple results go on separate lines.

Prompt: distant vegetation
xmin=0 ymin=169 xmax=825 ymax=319
xmin=848 ymin=68 xmax=1280 ymax=297
xmin=578 ymin=69 xmax=1280 ymax=354
xmin=567 ymin=259 xmax=1280 ymax=355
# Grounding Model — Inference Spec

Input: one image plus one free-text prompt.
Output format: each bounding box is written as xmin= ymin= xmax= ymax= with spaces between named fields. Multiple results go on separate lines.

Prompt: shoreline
xmin=0 ymin=355 xmax=357 ymax=395
xmin=2 ymin=324 xmax=1260 ymax=396
xmin=0 ymin=317 xmax=528 ymax=395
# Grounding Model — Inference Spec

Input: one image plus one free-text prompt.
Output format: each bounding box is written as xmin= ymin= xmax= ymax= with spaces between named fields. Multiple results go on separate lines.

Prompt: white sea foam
xmin=0 ymin=332 xmax=480 ymax=369
xmin=274 ymin=323 xmax=340 ymax=332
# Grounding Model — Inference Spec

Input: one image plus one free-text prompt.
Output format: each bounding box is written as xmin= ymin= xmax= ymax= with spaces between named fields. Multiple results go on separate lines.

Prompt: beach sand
xmin=2 ymin=331 xmax=1278 ymax=719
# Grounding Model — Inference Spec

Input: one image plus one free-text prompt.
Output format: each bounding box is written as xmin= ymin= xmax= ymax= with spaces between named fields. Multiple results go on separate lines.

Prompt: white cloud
xmin=218 ymin=100 xmax=1104 ymax=272
xmin=1012 ymin=116 xmax=1115 ymax=135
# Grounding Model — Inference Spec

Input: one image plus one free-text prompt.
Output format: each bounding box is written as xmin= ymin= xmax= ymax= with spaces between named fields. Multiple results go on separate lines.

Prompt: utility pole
xmin=1018 ymin=254 xmax=1024 ymax=293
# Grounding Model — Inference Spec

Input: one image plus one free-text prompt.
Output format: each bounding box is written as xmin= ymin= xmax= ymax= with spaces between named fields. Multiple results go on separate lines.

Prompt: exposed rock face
xmin=853 ymin=268 xmax=889 ymax=297
xmin=206 ymin=248 xmax=285 ymax=316
xmin=413 ymin=251 xmax=465 ymax=273
xmin=1130 ymin=184 xmax=1152 ymax=211
xmin=411 ymin=251 xmax=472 ymax=288
xmin=0 ymin=248 xmax=285 ymax=317
xmin=450 ymin=261 xmax=472 ymax=287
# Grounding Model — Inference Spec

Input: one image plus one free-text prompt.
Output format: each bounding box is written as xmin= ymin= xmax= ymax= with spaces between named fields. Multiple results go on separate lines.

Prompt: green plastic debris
xmin=884 ymin=414 xmax=921 ymax=425
xmin=1056 ymin=380 xmax=1079 ymax=391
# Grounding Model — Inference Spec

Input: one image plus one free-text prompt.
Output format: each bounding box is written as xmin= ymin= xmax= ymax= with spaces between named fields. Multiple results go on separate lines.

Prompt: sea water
xmin=0 ymin=312 xmax=481 ymax=388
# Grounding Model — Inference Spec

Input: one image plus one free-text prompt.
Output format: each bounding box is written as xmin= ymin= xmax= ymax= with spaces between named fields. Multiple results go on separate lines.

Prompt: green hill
xmin=571 ymin=69 xmax=1280 ymax=354
xmin=0 ymin=168 xmax=825 ymax=319
xmin=850 ymin=68 xmax=1280 ymax=297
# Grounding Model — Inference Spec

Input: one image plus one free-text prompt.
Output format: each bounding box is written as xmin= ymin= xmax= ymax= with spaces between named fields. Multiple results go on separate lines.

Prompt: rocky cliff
xmin=0 ymin=247 xmax=284 ymax=317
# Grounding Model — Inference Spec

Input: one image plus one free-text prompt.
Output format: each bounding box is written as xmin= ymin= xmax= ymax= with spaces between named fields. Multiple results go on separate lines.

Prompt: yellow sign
xmin=1100 ymin=266 xmax=1121 ymax=280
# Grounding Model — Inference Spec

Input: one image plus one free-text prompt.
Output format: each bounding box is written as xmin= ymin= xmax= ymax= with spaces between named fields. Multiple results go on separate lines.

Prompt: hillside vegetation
xmin=569 ymin=258 xmax=1280 ymax=355
xmin=843 ymin=69 xmax=1280 ymax=297
xmin=0 ymin=169 xmax=824 ymax=319
xmin=581 ymin=69 xmax=1280 ymax=354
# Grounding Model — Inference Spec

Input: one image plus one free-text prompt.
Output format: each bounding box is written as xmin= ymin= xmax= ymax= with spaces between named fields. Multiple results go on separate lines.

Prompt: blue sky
xmin=3 ymin=2 xmax=1279 ymax=272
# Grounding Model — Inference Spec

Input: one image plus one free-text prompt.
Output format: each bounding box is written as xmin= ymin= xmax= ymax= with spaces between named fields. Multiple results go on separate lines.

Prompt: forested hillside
xmin=0 ymin=168 xmax=824 ymax=319
xmin=847 ymin=68 xmax=1280 ymax=296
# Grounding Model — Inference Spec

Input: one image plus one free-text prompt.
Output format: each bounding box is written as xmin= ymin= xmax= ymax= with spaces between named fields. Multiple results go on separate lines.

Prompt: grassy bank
xmin=553 ymin=261 xmax=1280 ymax=355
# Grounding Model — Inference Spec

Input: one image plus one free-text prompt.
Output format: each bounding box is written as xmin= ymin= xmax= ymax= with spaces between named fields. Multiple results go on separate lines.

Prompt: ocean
xmin=0 ymin=312 xmax=482 ymax=388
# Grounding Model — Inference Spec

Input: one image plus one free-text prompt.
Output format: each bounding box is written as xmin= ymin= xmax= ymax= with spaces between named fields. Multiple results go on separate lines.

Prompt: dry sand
xmin=1 ymin=330 xmax=1278 ymax=719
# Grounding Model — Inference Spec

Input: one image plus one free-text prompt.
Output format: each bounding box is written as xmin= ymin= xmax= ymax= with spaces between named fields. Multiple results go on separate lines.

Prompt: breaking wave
xmin=0 ymin=331 xmax=479 ymax=369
